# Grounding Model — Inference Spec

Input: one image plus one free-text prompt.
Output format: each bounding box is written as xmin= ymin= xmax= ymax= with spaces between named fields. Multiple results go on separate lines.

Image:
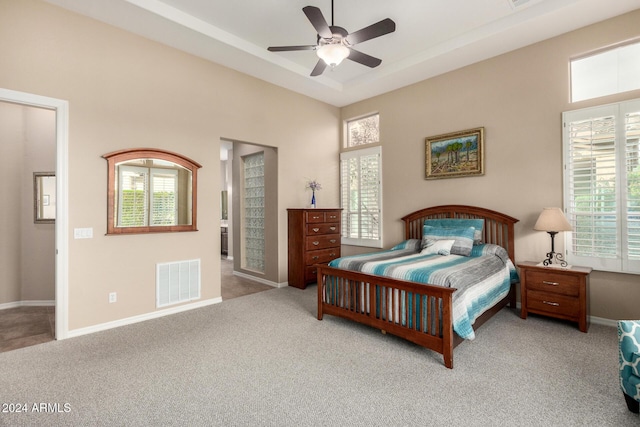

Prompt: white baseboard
xmin=66 ymin=297 xmax=222 ymax=339
xmin=0 ymin=300 xmax=55 ymax=310
xmin=232 ymin=271 xmax=287 ymax=288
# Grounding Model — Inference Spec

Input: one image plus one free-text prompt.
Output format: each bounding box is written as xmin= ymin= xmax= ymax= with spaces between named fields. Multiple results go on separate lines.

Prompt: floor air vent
xmin=156 ymin=259 xmax=201 ymax=308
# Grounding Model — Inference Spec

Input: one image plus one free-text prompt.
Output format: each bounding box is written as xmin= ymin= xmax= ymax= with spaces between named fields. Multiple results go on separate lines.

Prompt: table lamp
xmin=534 ymin=207 xmax=572 ymax=267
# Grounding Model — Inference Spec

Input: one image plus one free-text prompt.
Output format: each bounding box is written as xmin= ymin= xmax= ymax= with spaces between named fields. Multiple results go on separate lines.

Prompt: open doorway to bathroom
xmin=0 ymin=101 xmax=56 ymax=352
xmin=219 ymin=139 xmax=277 ymax=299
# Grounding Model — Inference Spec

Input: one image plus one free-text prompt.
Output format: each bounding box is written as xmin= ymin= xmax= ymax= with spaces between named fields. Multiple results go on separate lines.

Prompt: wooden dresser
xmin=518 ymin=261 xmax=592 ymax=332
xmin=287 ymin=208 xmax=341 ymax=289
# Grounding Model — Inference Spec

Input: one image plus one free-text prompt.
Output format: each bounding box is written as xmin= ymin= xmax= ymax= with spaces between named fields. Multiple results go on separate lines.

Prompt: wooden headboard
xmin=401 ymin=205 xmax=519 ymax=262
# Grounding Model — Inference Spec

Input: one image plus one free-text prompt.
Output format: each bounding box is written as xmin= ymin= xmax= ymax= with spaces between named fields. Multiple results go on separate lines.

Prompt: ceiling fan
xmin=267 ymin=1 xmax=396 ymax=76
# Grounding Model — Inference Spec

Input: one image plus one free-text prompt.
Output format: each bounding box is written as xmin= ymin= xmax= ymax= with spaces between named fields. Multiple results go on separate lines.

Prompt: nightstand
xmin=518 ymin=261 xmax=592 ymax=332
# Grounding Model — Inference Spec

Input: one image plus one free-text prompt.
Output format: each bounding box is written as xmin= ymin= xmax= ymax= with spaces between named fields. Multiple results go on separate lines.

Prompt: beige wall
xmin=341 ymin=9 xmax=640 ymax=321
xmin=0 ymin=0 xmax=339 ymax=330
xmin=0 ymin=101 xmax=56 ymax=305
xmin=0 ymin=102 xmax=23 ymax=304
xmin=1 ymin=0 xmax=638 ymax=331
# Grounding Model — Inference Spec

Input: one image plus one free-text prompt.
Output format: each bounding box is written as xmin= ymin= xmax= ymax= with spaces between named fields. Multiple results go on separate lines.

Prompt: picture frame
xmin=34 ymin=172 xmax=56 ymax=224
xmin=425 ymin=127 xmax=484 ymax=180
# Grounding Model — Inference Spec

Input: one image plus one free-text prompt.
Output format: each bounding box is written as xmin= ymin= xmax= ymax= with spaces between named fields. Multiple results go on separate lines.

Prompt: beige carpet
xmin=0 ymin=285 xmax=637 ymax=426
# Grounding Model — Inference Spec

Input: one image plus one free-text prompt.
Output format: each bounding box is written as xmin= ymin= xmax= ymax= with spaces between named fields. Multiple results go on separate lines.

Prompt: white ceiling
xmin=45 ymin=0 xmax=640 ymax=107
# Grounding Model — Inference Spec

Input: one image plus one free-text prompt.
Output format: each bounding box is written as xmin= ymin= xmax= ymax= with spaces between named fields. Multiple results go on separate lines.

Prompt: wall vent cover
xmin=156 ymin=259 xmax=201 ymax=307
xmin=508 ymin=0 xmax=531 ymax=9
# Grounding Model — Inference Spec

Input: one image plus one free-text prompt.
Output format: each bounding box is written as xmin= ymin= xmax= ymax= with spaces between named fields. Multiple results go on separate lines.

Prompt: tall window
xmin=563 ymin=98 xmax=640 ymax=274
xmin=341 ymin=113 xmax=382 ymax=248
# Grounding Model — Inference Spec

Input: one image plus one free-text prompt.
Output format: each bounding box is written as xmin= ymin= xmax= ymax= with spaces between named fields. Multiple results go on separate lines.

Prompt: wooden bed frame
xmin=316 ymin=205 xmax=519 ymax=369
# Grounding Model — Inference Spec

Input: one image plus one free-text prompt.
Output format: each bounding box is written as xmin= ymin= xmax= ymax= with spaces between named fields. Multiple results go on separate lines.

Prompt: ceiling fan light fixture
xmin=316 ymin=43 xmax=350 ymax=67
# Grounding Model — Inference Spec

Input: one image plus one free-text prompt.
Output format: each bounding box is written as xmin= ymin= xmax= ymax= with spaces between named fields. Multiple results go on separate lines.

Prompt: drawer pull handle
xmin=329 ymin=215 xmax=337 ymax=219
xmin=543 ymin=301 xmax=560 ymax=307
xmin=312 ymin=216 xmax=321 ymax=220
xmin=329 ymin=226 xmax=336 ymax=231
xmin=329 ymin=239 xmax=337 ymax=244
xmin=330 ymin=253 xmax=336 ymax=257
xmin=312 ymin=241 xmax=320 ymax=246
xmin=312 ymin=256 xmax=319 ymax=260
xmin=312 ymin=228 xmax=320 ymax=232
xmin=542 ymin=281 xmax=559 ymax=286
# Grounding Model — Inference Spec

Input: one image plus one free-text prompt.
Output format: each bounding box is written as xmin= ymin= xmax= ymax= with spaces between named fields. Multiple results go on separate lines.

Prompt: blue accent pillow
xmin=422 ymin=225 xmax=475 ymax=256
xmin=423 ymin=218 xmax=484 ymax=245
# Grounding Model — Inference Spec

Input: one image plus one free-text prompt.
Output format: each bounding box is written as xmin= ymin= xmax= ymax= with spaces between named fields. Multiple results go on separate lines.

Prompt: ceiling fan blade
xmin=268 ymin=45 xmax=316 ymax=52
xmin=347 ymin=49 xmax=382 ymax=68
xmin=310 ymin=59 xmax=327 ymax=76
xmin=345 ymin=18 xmax=396 ymax=46
xmin=303 ymin=6 xmax=333 ymax=39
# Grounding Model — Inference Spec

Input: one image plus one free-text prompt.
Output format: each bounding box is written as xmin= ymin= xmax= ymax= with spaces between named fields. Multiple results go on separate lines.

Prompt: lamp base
xmin=541 ymin=251 xmax=568 ymax=268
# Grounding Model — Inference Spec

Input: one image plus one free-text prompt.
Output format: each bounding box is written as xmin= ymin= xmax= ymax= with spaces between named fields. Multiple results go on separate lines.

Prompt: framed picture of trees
xmin=425 ymin=127 xmax=484 ymax=180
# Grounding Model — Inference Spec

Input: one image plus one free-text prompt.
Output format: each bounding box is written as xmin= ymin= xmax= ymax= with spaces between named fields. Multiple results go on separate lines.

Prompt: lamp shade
xmin=316 ymin=43 xmax=349 ymax=67
xmin=533 ymin=207 xmax=572 ymax=232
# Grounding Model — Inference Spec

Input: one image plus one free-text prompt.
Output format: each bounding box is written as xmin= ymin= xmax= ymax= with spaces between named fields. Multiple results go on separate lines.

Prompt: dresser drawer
xmin=305 ymin=247 xmax=340 ymax=266
xmin=524 ymin=270 xmax=579 ymax=297
xmin=306 ymin=223 xmax=340 ymax=235
xmin=324 ymin=211 xmax=340 ymax=222
xmin=306 ymin=211 xmax=327 ymax=223
xmin=305 ymin=234 xmax=340 ymax=250
xmin=527 ymin=290 xmax=580 ymax=318
xmin=305 ymin=210 xmax=341 ymax=223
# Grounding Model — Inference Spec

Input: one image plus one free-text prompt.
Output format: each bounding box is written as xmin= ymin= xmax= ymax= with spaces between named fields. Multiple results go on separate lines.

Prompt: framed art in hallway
xmin=425 ymin=127 xmax=484 ymax=179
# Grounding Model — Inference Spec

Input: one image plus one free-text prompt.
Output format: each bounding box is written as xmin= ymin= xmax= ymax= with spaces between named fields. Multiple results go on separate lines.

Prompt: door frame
xmin=0 ymin=88 xmax=69 ymax=340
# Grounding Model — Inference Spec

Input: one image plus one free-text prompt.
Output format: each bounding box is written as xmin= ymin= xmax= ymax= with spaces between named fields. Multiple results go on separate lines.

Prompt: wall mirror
xmin=34 ymin=172 xmax=56 ymax=224
xmin=103 ymin=148 xmax=202 ymax=235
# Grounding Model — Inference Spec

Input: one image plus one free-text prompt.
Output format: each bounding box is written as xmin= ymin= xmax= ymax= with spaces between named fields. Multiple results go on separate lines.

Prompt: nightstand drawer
xmin=305 ymin=234 xmax=340 ymax=250
xmin=305 ymin=247 xmax=340 ymax=265
xmin=306 ymin=223 xmax=340 ymax=235
xmin=524 ymin=270 xmax=579 ymax=297
xmin=527 ymin=290 xmax=580 ymax=318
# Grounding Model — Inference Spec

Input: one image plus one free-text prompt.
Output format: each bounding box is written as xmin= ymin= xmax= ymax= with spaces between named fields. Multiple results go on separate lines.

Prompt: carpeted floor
xmin=0 ymin=257 xmax=271 ymax=353
xmin=0 ymin=285 xmax=637 ymax=426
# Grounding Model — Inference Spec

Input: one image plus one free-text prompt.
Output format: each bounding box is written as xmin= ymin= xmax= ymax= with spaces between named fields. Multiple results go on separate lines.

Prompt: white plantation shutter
xmin=118 ymin=165 xmax=149 ymax=227
xmin=340 ymin=146 xmax=382 ymax=247
xmin=563 ymin=98 xmax=640 ymax=273
xmin=626 ymin=110 xmax=640 ymax=263
xmin=150 ymin=169 xmax=178 ymax=226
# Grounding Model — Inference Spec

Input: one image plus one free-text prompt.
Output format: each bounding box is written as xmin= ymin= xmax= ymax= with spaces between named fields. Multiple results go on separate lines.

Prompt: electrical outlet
xmin=109 ymin=292 xmax=117 ymax=303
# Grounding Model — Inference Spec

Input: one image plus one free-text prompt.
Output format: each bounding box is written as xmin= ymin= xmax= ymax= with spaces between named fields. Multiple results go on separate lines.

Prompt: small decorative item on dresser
xmin=306 ymin=179 xmax=321 ymax=208
xmin=518 ymin=261 xmax=592 ymax=332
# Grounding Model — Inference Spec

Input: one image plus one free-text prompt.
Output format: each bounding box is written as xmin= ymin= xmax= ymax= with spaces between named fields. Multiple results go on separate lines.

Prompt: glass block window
xmin=243 ymin=152 xmax=265 ymax=273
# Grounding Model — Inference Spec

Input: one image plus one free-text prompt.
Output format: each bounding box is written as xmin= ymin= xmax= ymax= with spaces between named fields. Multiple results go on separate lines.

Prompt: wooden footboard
xmin=317 ymin=265 xmax=457 ymax=368
xmin=315 ymin=205 xmax=519 ymax=369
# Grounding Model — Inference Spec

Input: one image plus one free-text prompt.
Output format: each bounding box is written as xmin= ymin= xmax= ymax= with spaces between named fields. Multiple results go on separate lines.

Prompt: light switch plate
xmin=73 ymin=228 xmax=93 ymax=239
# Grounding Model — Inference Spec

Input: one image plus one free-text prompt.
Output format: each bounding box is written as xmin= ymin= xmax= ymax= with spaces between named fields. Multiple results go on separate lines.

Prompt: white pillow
xmin=421 ymin=239 xmax=455 ymax=256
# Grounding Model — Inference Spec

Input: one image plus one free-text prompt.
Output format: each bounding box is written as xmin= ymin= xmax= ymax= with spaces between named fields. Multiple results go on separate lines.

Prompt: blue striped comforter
xmin=328 ymin=242 xmax=519 ymax=340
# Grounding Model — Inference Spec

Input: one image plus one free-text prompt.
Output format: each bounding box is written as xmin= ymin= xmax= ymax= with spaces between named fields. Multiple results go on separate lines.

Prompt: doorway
xmin=0 ymin=88 xmax=69 ymax=343
xmin=219 ymin=138 xmax=280 ymax=297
